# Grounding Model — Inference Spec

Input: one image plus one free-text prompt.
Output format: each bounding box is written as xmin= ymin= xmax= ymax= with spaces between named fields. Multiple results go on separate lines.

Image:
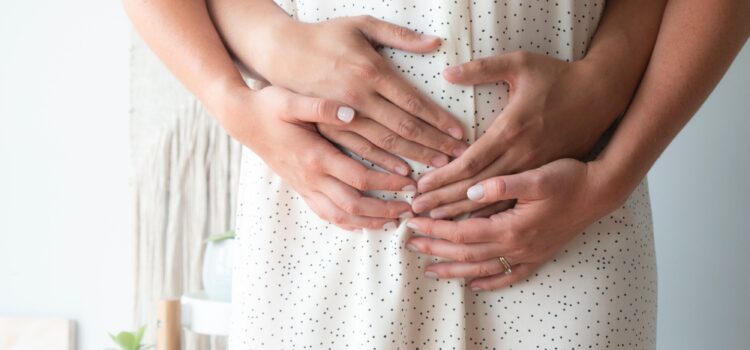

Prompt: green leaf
xmin=204 ymin=229 xmax=236 ymax=243
xmin=111 ymin=331 xmax=137 ymax=350
xmin=134 ymin=325 xmax=146 ymax=345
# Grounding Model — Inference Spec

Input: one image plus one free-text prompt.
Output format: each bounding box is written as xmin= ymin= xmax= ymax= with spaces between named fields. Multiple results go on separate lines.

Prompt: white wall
xmin=649 ymin=43 xmax=750 ymax=349
xmin=0 ymin=1 xmax=133 ymax=350
xmin=0 ymin=1 xmax=748 ymax=349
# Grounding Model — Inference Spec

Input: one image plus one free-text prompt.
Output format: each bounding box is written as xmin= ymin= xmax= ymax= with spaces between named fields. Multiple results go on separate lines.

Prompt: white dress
xmin=230 ymin=1 xmax=658 ymax=349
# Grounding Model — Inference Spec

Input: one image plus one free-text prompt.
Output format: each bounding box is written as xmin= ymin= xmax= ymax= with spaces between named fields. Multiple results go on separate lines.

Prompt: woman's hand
xmin=411 ymin=51 xmax=626 ymax=218
xmin=207 ymin=2 xmax=469 ymax=170
xmin=220 ymin=84 xmax=416 ymax=231
xmin=404 ymin=158 xmax=621 ymax=291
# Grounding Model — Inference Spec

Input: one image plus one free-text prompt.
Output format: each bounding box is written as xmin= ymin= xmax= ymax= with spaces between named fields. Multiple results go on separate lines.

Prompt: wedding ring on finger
xmin=497 ymin=256 xmax=512 ymax=275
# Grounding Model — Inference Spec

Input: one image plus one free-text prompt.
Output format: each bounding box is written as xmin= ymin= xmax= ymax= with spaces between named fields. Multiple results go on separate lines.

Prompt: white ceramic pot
xmin=202 ymin=238 xmax=234 ymax=302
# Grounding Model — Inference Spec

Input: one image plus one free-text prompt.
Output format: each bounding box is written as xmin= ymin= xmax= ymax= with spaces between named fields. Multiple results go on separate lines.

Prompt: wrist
xmin=203 ymin=74 xmax=256 ymax=136
xmin=573 ymin=52 xmax=639 ymax=117
xmin=586 ymin=158 xmax=641 ymax=214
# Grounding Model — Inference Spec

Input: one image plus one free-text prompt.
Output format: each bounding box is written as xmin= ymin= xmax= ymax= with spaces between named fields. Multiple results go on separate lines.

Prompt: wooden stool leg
xmin=157 ymin=299 xmax=181 ymax=350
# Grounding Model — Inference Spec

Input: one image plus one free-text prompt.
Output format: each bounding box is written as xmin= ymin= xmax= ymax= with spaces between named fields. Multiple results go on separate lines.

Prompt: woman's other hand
xmin=207 ymin=2 xmax=469 ymax=170
xmin=404 ymin=158 xmax=621 ymax=291
xmin=411 ymin=51 xmax=626 ymax=218
xmin=220 ymin=85 xmax=416 ymax=231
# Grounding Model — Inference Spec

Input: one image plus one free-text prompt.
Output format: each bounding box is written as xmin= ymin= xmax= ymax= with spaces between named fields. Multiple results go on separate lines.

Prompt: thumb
xmin=443 ymin=53 xmax=518 ymax=86
xmin=356 ymin=15 xmax=441 ymax=53
xmin=466 ymin=169 xmax=547 ymax=203
xmin=285 ymin=94 xmax=357 ymax=125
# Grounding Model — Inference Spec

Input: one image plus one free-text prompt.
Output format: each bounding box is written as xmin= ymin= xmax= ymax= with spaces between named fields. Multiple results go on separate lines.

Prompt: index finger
xmin=322 ymin=147 xmax=416 ymax=192
xmin=376 ymin=66 xmax=467 ymax=141
xmin=417 ymin=129 xmax=503 ymax=192
xmin=406 ymin=216 xmax=510 ymax=244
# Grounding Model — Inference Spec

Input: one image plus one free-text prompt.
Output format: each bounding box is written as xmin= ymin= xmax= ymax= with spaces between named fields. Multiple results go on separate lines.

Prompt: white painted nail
xmin=337 ymin=106 xmax=355 ymax=123
xmin=405 ymin=244 xmax=419 ymax=252
xmin=383 ymin=222 xmax=398 ymax=231
xmin=467 ymin=184 xmax=485 ymax=201
xmin=424 ymin=271 xmax=439 ymax=279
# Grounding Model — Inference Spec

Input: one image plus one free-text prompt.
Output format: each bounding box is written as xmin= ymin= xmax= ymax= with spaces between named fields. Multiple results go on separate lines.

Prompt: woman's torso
xmin=231 ymin=2 xmax=657 ymax=349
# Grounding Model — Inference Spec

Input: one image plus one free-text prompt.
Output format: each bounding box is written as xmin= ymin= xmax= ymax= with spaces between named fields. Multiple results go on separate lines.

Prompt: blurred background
xmin=0 ymin=1 xmax=748 ymax=349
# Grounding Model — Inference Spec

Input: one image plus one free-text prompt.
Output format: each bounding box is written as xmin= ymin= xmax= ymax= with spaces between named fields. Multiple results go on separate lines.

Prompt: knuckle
xmin=450 ymin=229 xmax=465 ymax=244
xmin=528 ymin=171 xmax=548 ymax=192
xmin=514 ymin=243 xmax=532 ymax=257
xmin=340 ymin=198 xmax=363 ymax=216
xmin=404 ymin=95 xmax=424 ymax=115
xmin=300 ymin=150 xmax=322 ymax=170
xmin=477 ymin=264 xmax=493 ymax=277
xmin=355 ymin=143 xmax=375 ymax=157
xmin=340 ymin=88 xmax=362 ymax=106
xmin=351 ymin=62 xmax=381 ymax=83
xmin=461 ymin=157 xmax=482 ymax=175
xmin=329 ymin=212 xmax=347 ymax=225
xmin=511 ymin=50 xmax=532 ymax=67
xmin=355 ymin=15 xmax=375 ymax=25
xmin=313 ymin=99 xmax=329 ymax=120
xmin=517 ymin=147 xmax=539 ymax=167
xmin=499 ymin=120 xmax=527 ymax=143
xmin=474 ymin=58 xmax=489 ymax=73
xmin=379 ymin=132 xmax=399 ymax=150
xmin=457 ymin=249 xmax=475 ymax=262
xmin=350 ymin=173 xmax=369 ymax=191
xmin=391 ymin=25 xmax=412 ymax=40
xmin=397 ymin=119 xmax=421 ymax=139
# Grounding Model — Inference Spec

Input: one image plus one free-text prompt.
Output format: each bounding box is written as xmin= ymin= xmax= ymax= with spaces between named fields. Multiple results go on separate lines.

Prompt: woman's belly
xmin=270 ymin=0 xmax=604 ymax=185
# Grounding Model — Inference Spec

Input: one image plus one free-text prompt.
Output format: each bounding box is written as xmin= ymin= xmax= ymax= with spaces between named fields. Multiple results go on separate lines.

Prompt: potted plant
xmin=108 ymin=326 xmax=152 ymax=350
xmin=202 ymin=229 xmax=235 ymax=302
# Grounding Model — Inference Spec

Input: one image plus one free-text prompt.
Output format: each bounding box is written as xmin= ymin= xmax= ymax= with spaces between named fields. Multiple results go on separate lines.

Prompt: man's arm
xmin=596 ymin=0 xmax=750 ymax=206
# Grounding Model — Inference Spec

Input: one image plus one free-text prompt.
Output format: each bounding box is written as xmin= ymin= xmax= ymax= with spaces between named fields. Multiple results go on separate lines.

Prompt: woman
xmin=123 ymin=0 xmax=749 ymax=348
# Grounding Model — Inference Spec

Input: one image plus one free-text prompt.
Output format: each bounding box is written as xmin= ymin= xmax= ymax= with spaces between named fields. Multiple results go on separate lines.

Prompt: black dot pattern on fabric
xmin=230 ymin=1 xmax=657 ymax=349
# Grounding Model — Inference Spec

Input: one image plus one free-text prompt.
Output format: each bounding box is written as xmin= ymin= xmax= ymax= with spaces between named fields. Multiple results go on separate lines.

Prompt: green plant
xmin=204 ymin=229 xmax=236 ymax=243
xmin=108 ymin=326 xmax=153 ymax=350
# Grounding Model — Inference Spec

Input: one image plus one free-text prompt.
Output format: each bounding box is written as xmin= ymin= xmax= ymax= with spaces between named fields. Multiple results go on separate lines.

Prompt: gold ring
xmin=498 ymin=256 xmax=512 ymax=275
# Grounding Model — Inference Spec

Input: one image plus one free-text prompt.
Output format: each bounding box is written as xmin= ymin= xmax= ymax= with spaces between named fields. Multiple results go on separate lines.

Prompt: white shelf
xmin=180 ymin=291 xmax=231 ymax=336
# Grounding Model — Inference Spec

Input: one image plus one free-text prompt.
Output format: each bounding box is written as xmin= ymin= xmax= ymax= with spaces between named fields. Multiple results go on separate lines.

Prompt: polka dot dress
xmin=230 ymin=1 xmax=658 ymax=349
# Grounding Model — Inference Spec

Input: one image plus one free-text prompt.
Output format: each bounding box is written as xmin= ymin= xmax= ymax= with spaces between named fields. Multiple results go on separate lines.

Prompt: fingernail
xmin=424 ymin=271 xmax=439 ymax=279
xmin=452 ymin=146 xmax=466 ymax=157
xmin=431 ymin=155 xmax=449 ymax=167
xmin=383 ymin=222 xmax=398 ymax=231
xmin=402 ymin=184 xmax=417 ymax=192
xmin=395 ymin=165 xmax=410 ymax=176
xmin=337 ymin=106 xmax=355 ymax=123
xmin=399 ymin=211 xmax=414 ymax=219
xmin=417 ymin=178 xmax=432 ymax=192
xmin=448 ymin=127 xmax=463 ymax=140
xmin=405 ymin=243 xmax=419 ymax=252
xmin=411 ymin=200 xmax=427 ymax=213
xmin=467 ymin=184 xmax=485 ymax=201
xmin=406 ymin=220 xmax=419 ymax=231
xmin=422 ymin=34 xmax=441 ymax=41
xmin=470 ymin=285 xmax=483 ymax=292
xmin=430 ymin=209 xmax=448 ymax=219
xmin=444 ymin=66 xmax=462 ymax=77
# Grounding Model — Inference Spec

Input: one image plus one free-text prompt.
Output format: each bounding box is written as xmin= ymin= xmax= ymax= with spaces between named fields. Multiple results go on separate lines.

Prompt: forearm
xmin=206 ymin=0 xmax=294 ymax=79
xmin=594 ymin=0 xmax=750 ymax=205
xmin=122 ymin=0 xmax=246 ymax=121
xmin=579 ymin=0 xmax=667 ymax=116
